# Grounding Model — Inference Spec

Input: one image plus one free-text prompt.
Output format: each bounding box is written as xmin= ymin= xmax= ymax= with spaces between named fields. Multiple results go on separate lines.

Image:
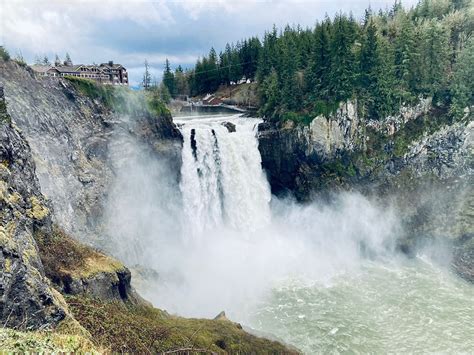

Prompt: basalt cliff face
xmin=0 ymin=83 xmax=142 ymax=331
xmin=0 ymin=60 xmax=182 ymax=247
xmin=258 ymin=100 xmax=473 ymax=281
xmin=0 ymin=87 xmax=67 ymax=329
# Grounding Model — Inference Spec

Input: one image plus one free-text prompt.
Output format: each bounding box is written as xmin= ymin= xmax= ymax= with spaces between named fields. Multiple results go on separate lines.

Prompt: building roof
xmin=99 ymin=63 xmax=124 ymax=70
xmin=31 ymin=65 xmax=51 ymax=73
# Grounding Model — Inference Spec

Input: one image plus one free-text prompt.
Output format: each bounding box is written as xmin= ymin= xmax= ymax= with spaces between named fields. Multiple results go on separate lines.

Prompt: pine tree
xmin=329 ymin=14 xmax=357 ymax=102
xmin=163 ymin=59 xmax=176 ymax=97
xmin=449 ymin=36 xmax=474 ymax=118
xmin=64 ymin=52 xmax=72 ymax=66
xmin=42 ymin=56 xmax=51 ymax=66
xmin=307 ymin=20 xmax=331 ymax=101
xmin=259 ymin=69 xmax=280 ymax=119
xmin=420 ymin=19 xmax=449 ymax=98
xmin=142 ymin=60 xmax=151 ymax=90
xmin=393 ymin=14 xmax=416 ymax=103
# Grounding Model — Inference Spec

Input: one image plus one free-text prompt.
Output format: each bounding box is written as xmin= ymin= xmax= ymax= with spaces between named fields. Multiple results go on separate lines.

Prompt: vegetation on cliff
xmin=35 ymin=226 xmax=125 ymax=285
xmin=0 ymin=328 xmax=99 ymax=353
xmin=64 ymin=75 xmax=170 ymax=118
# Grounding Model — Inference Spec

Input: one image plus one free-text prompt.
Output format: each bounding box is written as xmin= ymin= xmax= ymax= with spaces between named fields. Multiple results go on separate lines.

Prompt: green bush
xmin=281 ymin=111 xmax=314 ymax=125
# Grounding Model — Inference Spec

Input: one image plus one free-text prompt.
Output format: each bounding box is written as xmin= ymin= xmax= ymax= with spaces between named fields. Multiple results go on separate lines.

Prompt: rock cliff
xmin=258 ymin=100 xmax=473 ymax=280
xmin=0 ymin=59 xmax=182 ymax=247
xmin=0 ymin=85 xmax=67 ymax=329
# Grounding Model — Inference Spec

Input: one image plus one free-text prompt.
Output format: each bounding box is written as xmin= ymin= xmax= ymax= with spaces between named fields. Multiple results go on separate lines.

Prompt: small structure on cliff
xmin=31 ymin=60 xmax=128 ymax=85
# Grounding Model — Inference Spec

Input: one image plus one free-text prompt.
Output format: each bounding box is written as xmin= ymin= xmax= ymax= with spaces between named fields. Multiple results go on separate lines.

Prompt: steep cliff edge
xmin=258 ymin=100 xmax=473 ymax=281
xmin=0 ymin=59 xmax=182 ymax=246
xmin=0 ymin=87 xmax=68 ymax=329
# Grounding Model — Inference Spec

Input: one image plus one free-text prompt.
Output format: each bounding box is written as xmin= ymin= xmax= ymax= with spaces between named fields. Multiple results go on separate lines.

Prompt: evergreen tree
xmin=259 ymin=69 xmax=280 ymax=119
xmin=393 ymin=14 xmax=417 ymax=103
xmin=449 ymin=36 xmax=474 ymax=118
xmin=307 ymin=20 xmax=331 ymax=101
xmin=420 ymin=19 xmax=450 ymax=98
xmin=163 ymin=59 xmax=176 ymax=97
xmin=329 ymin=14 xmax=357 ymax=102
xmin=64 ymin=52 xmax=72 ymax=66
xmin=42 ymin=56 xmax=51 ymax=65
xmin=142 ymin=60 xmax=152 ymax=90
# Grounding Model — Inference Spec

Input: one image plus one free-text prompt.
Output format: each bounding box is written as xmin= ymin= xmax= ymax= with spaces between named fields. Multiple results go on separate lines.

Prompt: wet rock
xmin=222 ymin=121 xmax=236 ymax=133
xmin=214 ymin=311 xmax=228 ymax=321
xmin=0 ymin=59 xmax=182 ymax=246
xmin=0 ymin=86 xmax=67 ymax=329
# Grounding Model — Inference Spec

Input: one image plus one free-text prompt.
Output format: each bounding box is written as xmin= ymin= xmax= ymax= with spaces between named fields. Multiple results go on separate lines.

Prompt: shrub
xmin=0 ymin=46 xmax=10 ymax=61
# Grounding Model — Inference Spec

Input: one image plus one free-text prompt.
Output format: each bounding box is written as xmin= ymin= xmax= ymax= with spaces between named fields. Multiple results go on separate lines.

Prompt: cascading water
xmin=106 ymin=112 xmax=473 ymax=354
xmin=177 ymin=114 xmax=271 ymax=236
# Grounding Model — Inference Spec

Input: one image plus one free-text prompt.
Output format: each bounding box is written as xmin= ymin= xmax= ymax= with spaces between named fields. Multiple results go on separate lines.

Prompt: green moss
xmin=67 ymin=296 xmax=297 ymax=354
xmin=281 ymin=111 xmax=314 ymax=125
xmin=26 ymin=196 xmax=49 ymax=220
xmin=0 ymin=328 xmax=98 ymax=353
xmin=64 ymin=76 xmax=116 ymax=108
xmin=0 ymin=99 xmax=12 ymax=125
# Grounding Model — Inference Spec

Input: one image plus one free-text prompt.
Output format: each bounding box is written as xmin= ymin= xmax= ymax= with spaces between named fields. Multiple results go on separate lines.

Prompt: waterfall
xmin=177 ymin=114 xmax=271 ymax=236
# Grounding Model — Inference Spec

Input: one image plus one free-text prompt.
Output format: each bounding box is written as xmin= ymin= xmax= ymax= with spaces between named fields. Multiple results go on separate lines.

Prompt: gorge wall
xmin=0 ymin=86 xmax=68 ymax=329
xmin=258 ymin=100 xmax=473 ymax=281
xmin=0 ymin=60 xmax=182 ymax=248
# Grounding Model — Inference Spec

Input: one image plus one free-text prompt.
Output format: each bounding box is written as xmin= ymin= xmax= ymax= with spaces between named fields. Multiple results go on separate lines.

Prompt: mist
xmin=101 ymin=111 xmax=412 ymax=323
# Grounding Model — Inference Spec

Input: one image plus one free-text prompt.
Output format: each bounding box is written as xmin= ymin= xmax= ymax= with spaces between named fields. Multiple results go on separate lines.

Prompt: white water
xmin=106 ymin=113 xmax=474 ymax=353
xmin=177 ymin=114 xmax=271 ymax=236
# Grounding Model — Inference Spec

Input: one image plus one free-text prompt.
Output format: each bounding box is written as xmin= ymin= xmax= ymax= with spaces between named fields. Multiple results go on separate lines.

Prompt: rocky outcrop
xmin=0 ymin=86 xmax=67 ymax=329
xmin=0 ymin=59 xmax=182 ymax=247
xmin=0 ymin=78 xmax=144 ymax=331
xmin=34 ymin=226 xmax=143 ymax=303
xmin=258 ymin=99 xmax=473 ymax=280
xmin=258 ymin=99 xmax=436 ymax=198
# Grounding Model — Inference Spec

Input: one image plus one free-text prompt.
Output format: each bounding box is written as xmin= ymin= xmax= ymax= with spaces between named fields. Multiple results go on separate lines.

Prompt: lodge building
xmin=31 ymin=61 xmax=128 ymax=85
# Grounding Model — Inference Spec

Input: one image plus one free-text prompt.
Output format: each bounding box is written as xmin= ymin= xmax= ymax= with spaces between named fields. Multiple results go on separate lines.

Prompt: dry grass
xmin=0 ymin=328 xmax=99 ymax=353
xmin=35 ymin=226 xmax=124 ymax=285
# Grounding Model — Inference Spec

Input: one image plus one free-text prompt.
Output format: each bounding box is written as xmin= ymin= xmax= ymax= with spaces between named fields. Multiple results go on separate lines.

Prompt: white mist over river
xmin=106 ymin=113 xmax=473 ymax=353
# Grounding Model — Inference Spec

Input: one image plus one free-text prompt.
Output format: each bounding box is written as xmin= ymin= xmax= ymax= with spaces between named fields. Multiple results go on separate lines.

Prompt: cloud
xmin=1 ymin=0 xmax=173 ymax=52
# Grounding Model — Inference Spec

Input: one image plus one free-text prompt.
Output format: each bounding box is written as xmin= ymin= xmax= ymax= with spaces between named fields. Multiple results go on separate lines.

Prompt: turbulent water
xmin=109 ymin=113 xmax=474 ymax=353
xmin=177 ymin=114 xmax=271 ymax=235
xmin=250 ymin=258 xmax=474 ymax=353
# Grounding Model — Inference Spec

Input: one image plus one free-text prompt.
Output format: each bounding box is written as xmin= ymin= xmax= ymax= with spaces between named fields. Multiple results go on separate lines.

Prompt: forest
xmin=158 ymin=0 xmax=473 ymax=122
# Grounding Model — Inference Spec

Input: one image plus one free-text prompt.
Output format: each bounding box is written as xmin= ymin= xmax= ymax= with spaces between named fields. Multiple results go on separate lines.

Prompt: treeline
xmin=158 ymin=38 xmax=262 ymax=98
xmin=161 ymin=0 xmax=473 ymax=121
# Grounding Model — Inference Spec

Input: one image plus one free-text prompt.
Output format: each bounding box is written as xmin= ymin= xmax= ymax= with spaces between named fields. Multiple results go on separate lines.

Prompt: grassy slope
xmin=67 ymin=296 xmax=297 ymax=354
xmin=0 ymin=328 xmax=99 ymax=353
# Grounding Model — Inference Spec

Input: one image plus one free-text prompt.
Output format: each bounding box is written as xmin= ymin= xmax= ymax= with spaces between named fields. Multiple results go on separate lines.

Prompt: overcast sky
xmin=0 ymin=0 xmax=418 ymax=85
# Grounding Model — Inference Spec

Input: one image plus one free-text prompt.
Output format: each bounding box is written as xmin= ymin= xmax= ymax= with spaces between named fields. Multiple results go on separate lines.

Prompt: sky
xmin=0 ymin=0 xmax=418 ymax=86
